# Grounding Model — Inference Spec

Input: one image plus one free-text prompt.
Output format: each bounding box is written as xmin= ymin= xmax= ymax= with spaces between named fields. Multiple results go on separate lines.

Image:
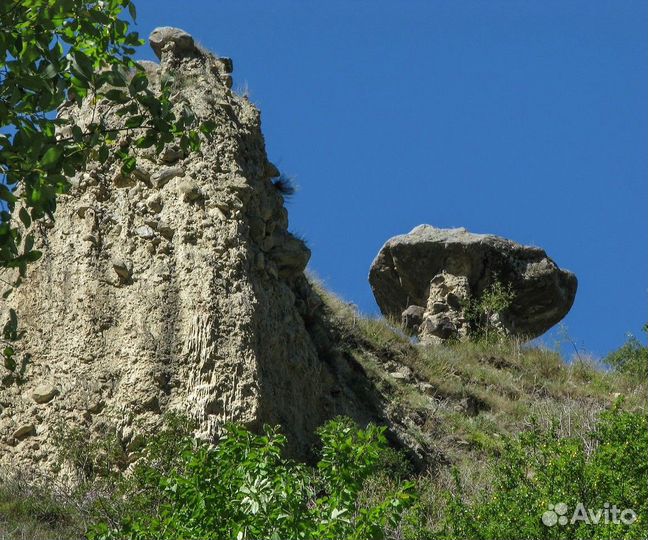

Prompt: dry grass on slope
xmin=310 ymin=278 xmax=647 ymax=468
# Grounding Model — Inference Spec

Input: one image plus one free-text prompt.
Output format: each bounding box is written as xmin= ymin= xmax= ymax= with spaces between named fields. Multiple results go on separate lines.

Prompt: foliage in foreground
xmin=431 ymin=404 xmax=648 ymax=540
xmin=2 ymin=404 xmax=646 ymax=540
xmin=87 ymin=418 xmax=414 ymax=540
xmin=1 ymin=0 xmax=205 ymax=272
xmin=87 ymin=407 xmax=647 ymax=540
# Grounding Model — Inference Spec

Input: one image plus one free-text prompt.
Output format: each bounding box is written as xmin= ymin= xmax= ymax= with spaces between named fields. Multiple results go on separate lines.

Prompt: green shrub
xmin=463 ymin=280 xmax=515 ymax=342
xmin=0 ymin=477 xmax=78 ymax=539
xmin=88 ymin=417 xmax=415 ymax=540
xmin=436 ymin=404 xmax=648 ymax=540
xmin=604 ymin=326 xmax=648 ymax=379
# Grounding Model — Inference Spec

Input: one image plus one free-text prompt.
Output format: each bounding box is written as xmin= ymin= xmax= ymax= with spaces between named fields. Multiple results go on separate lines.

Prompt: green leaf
xmin=104 ymin=89 xmax=130 ymax=103
xmin=120 ymin=155 xmax=136 ymax=174
xmin=116 ymin=102 xmax=138 ymax=116
xmin=125 ymin=115 xmax=145 ymax=128
xmin=129 ymin=72 xmax=149 ymax=94
xmin=136 ymin=92 xmax=161 ymax=116
xmin=3 ymin=351 xmax=16 ymax=372
xmin=0 ymin=185 xmax=17 ymax=205
xmin=88 ymin=10 xmax=111 ymax=25
xmin=103 ymin=68 xmax=128 ymax=88
xmin=134 ymin=134 xmax=156 ymax=148
xmin=200 ymin=120 xmax=217 ymax=135
xmin=18 ymin=208 xmax=31 ymax=228
xmin=71 ymin=125 xmax=84 ymax=143
xmin=42 ymin=63 xmax=59 ymax=79
xmin=40 ymin=146 xmax=64 ymax=169
xmin=21 ymin=42 xmax=40 ymax=64
xmin=98 ymin=144 xmax=109 ymax=163
xmin=25 ymin=250 xmax=42 ymax=262
xmin=71 ymin=50 xmax=94 ymax=81
xmin=23 ymin=234 xmax=35 ymax=253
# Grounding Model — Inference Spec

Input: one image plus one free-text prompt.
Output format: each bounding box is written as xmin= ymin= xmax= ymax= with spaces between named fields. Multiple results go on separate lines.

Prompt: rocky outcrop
xmin=421 ymin=272 xmax=472 ymax=342
xmin=369 ymin=225 xmax=577 ymax=343
xmin=0 ymin=28 xmax=396 ymax=474
xmin=2 ymin=29 xmax=574 ymax=477
xmin=149 ymin=27 xmax=196 ymax=59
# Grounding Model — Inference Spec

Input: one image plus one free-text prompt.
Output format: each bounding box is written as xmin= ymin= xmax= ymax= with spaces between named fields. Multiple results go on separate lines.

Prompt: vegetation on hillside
xmin=1 ymin=288 xmax=646 ymax=540
xmin=1 ymin=402 xmax=645 ymax=540
xmin=1 ymin=4 xmax=645 ymax=540
xmin=314 ymin=281 xmax=646 ymax=462
xmin=434 ymin=404 xmax=647 ymax=540
xmin=603 ymin=325 xmax=648 ymax=380
xmin=84 ymin=419 xmax=413 ymax=540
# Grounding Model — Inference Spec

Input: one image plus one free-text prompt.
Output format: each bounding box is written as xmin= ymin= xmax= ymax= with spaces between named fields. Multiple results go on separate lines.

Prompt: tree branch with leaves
xmin=0 ymin=0 xmax=205 ymax=277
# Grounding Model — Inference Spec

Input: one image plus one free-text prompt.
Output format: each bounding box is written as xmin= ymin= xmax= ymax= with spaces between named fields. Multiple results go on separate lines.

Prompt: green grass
xmin=311 ymin=277 xmax=647 ymax=471
xmin=0 ymin=475 xmax=84 ymax=540
xmin=2 ymin=278 xmax=646 ymax=539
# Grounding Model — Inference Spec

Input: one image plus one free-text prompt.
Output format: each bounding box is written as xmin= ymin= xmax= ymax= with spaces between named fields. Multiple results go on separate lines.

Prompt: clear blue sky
xmin=135 ymin=0 xmax=647 ymax=359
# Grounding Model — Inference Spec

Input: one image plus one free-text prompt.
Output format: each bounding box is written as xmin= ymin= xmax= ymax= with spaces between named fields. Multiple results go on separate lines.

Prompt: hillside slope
xmin=2 ymin=278 xmax=645 ymax=539
xmin=311 ymin=279 xmax=646 ymax=467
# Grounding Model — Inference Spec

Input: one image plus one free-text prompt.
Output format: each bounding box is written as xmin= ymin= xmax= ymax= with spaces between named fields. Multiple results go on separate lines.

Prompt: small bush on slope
xmin=426 ymin=403 xmax=648 ymax=540
xmin=0 ymin=476 xmax=79 ymax=540
xmin=87 ymin=418 xmax=414 ymax=540
xmin=604 ymin=326 xmax=648 ymax=379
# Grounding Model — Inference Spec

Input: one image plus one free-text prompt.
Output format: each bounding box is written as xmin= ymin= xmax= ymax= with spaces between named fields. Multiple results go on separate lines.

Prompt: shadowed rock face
xmin=0 ymin=28 xmax=457 ymax=477
xmin=0 ymin=27 xmax=337 ymax=473
xmin=369 ymin=225 xmax=577 ymax=342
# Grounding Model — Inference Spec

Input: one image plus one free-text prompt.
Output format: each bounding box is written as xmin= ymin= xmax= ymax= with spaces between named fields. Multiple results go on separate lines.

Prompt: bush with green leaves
xmin=0 ymin=0 xmax=207 ymax=273
xmin=463 ymin=280 xmax=515 ymax=341
xmin=604 ymin=325 xmax=648 ymax=379
xmin=435 ymin=404 xmax=648 ymax=540
xmin=87 ymin=417 xmax=415 ymax=540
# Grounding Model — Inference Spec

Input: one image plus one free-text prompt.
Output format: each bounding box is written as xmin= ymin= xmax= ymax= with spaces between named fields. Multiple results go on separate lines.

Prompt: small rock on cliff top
xmin=369 ymin=225 xmax=577 ymax=343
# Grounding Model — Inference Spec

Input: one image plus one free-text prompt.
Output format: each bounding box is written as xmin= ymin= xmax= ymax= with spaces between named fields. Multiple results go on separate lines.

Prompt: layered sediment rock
xmin=0 ymin=28 xmax=363 ymax=473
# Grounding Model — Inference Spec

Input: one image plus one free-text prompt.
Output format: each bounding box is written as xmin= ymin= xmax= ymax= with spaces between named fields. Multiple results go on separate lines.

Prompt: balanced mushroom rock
xmin=369 ymin=225 xmax=577 ymax=343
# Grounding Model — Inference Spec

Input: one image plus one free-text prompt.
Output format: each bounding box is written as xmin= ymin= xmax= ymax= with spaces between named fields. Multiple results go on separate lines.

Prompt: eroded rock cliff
xmin=0 ymin=28 xmax=388 ymax=474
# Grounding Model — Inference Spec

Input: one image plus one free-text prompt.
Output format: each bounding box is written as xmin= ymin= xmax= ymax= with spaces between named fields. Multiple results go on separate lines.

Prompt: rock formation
xmin=1 ymin=28 xmax=409 ymax=474
xmin=369 ymin=225 xmax=577 ymax=343
xmin=0 ymin=29 xmax=579 ymax=477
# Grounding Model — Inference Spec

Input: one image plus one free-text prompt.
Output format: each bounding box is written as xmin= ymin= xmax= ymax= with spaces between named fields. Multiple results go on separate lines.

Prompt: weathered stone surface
xmin=13 ymin=424 xmax=35 ymax=440
xmin=177 ymin=179 xmax=202 ymax=202
xmin=135 ymin=225 xmax=156 ymax=239
xmin=401 ymin=305 xmax=425 ymax=332
xmin=0 ymin=29 xmax=458 ymax=476
xmin=1 ymin=31 xmax=421 ymax=475
xmin=161 ymin=147 xmax=184 ymax=164
xmin=369 ymin=225 xmax=577 ymax=342
xmin=268 ymin=232 xmax=311 ymax=279
xmin=31 ymin=384 xmax=58 ymax=404
xmin=132 ymin=165 xmax=152 ymax=184
xmin=151 ymin=166 xmax=184 ymax=188
xmin=111 ymin=258 xmax=132 ymax=281
xmin=419 ymin=272 xmax=471 ymax=343
xmin=149 ymin=27 xmax=196 ymax=60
